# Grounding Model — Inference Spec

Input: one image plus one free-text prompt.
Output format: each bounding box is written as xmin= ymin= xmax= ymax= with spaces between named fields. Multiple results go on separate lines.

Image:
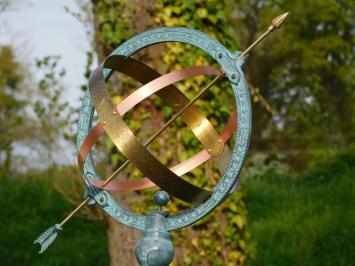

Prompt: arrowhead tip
xmin=272 ymin=12 xmax=289 ymax=29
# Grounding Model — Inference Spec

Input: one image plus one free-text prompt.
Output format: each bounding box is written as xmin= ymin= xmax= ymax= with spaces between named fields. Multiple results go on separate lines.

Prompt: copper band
xmin=89 ymin=55 xmax=217 ymax=204
xmin=89 ymin=110 xmax=237 ymax=192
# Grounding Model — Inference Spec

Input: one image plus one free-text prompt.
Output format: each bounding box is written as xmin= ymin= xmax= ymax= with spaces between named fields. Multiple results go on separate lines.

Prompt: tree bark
xmin=105 ymin=189 xmax=141 ymax=266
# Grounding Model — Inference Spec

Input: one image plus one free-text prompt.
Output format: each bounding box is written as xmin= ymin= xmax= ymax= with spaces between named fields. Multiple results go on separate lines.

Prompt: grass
xmin=244 ymin=150 xmax=355 ymax=266
xmin=0 ymin=172 xmax=109 ymax=266
xmin=0 ymin=150 xmax=354 ymax=265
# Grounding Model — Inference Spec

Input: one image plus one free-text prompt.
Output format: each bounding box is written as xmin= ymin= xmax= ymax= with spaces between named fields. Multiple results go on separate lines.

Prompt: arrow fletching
xmin=33 ymin=224 xmax=62 ymax=254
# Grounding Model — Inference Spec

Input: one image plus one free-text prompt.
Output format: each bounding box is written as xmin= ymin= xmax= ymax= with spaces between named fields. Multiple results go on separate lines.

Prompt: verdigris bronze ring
xmin=76 ymin=27 xmax=251 ymax=231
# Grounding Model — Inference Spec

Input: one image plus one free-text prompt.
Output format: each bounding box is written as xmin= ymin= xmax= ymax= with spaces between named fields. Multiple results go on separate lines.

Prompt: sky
xmin=0 ymin=0 xmax=91 ymax=106
xmin=0 ymin=0 xmax=92 ymax=167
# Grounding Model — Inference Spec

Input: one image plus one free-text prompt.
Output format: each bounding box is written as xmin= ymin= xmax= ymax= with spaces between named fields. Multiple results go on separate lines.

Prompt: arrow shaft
xmin=237 ymin=28 xmax=272 ymax=60
xmin=59 ymin=197 xmax=90 ymax=227
xmin=56 ymin=11 xmax=289 ymax=227
xmin=59 ymin=75 xmax=221 ymax=227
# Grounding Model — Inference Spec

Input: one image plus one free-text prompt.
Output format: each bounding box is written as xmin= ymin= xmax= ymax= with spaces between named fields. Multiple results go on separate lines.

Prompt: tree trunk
xmin=105 ymin=189 xmax=141 ymax=266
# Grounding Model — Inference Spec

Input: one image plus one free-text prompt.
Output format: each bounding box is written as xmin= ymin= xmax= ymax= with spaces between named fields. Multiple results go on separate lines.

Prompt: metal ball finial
xmin=154 ymin=191 xmax=170 ymax=207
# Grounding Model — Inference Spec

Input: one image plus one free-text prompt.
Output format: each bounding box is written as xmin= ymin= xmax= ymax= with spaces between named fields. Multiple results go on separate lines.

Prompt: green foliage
xmin=242 ymin=153 xmax=289 ymax=180
xmin=0 ymin=46 xmax=22 ymax=88
xmin=0 ymin=46 xmax=74 ymax=170
xmin=34 ymin=56 xmax=67 ymax=120
xmin=34 ymin=56 xmax=73 ymax=163
xmin=169 ymin=190 xmax=254 ymax=266
xmin=234 ymin=0 xmax=355 ymax=159
xmin=244 ymin=148 xmax=355 ymax=265
xmin=0 ymin=171 xmax=109 ymax=265
xmin=93 ymin=0 xmax=136 ymax=52
xmin=156 ymin=0 xmax=236 ymax=48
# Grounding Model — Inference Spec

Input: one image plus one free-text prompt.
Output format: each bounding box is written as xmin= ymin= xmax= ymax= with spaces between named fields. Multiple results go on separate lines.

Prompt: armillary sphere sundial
xmin=34 ymin=12 xmax=288 ymax=265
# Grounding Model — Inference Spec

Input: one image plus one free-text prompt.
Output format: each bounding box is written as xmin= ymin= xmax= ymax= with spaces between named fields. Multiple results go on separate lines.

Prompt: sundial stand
xmin=135 ymin=191 xmax=174 ymax=265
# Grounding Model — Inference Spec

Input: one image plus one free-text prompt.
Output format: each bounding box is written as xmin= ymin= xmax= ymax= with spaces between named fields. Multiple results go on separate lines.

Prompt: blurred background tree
xmin=33 ymin=56 xmax=72 ymax=166
xmin=0 ymin=45 xmax=26 ymax=171
xmin=234 ymin=0 xmax=355 ymax=165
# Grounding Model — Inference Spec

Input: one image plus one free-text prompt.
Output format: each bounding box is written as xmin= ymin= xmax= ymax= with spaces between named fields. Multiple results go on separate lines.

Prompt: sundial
xmin=34 ymin=12 xmax=288 ymax=265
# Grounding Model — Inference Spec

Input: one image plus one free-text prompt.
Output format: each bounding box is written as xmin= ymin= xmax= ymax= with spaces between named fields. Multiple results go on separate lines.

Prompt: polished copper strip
xmin=89 ymin=110 xmax=236 ymax=191
xmin=78 ymin=123 xmax=104 ymax=169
